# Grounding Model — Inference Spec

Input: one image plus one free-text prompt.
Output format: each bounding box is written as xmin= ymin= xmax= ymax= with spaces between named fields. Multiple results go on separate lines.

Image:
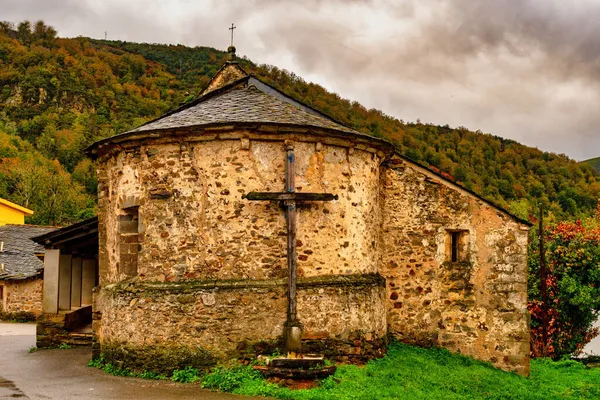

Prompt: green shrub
xmin=138 ymin=370 xmax=167 ymax=380
xmin=171 ymin=366 xmax=201 ymax=383
xmin=202 ymin=365 xmax=263 ymax=392
xmin=529 ymin=219 xmax=600 ymax=358
xmin=88 ymin=353 xmax=105 ymax=368
xmin=102 ymin=363 xmax=132 ymax=377
xmin=88 ymin=354 xmax=167 ymax=380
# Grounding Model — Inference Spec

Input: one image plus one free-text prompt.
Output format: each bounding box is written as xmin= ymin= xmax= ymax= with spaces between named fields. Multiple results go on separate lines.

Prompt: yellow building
xmin=0 ymin=198 xmax=34 ymax=225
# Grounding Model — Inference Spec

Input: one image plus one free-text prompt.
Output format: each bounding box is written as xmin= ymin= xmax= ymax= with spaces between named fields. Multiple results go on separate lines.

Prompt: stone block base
xmin=94 ymin=274 xmax=388 ymax=373
xmin=36 ymin=313 xmax=68 ymax=348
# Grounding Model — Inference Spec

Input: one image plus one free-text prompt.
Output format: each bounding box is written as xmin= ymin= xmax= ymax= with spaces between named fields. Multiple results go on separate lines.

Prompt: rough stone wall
xmin=97 ymin=135 xmax=383 ymax=284
xmin=94 ymin=129 xmax=530 ymax=374
xmin=36 ymin=313 xmax=68 ymax=348
xmin=95 ymin=131 xmax=388 ymax=370
xmin=96 ymin=276 xmax=386 ymax=372
xmin=1 ymin=278 xmax=44 ymax=314
xmin=381 ymin=156 xmax=530 ymax=375
xmin=200 ymin=63 xmax=248 ymax=96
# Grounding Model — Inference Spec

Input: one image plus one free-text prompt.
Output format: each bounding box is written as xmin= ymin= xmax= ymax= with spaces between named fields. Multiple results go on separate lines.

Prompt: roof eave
xmin=0 ymin=198 xmax=34 ymax=215
xmin=0 ymin=271 xmax=43 ymax=281
xmin=86 ymin=122 xmax=395 ymax=161
xmin=32 ymin=216 xmax=99 ymax=246
xmin=86 ymin=75 xmax=252 ymax=157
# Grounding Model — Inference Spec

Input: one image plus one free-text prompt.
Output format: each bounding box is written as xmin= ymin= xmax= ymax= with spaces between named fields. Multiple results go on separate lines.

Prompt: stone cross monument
xmin=243 ymin=141 xmax=338 ymax=354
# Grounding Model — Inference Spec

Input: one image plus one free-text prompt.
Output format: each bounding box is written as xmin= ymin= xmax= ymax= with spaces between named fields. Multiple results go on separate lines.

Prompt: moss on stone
xmin=101 ymin=341 xmax=217 ymax=375
xmin=102 ymin=273 xmax=386 ymax=295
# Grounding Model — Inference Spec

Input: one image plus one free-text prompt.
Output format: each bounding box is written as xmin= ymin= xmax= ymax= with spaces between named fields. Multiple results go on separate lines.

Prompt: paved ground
xmin=0 ymin=322 xmax=252 ymax=400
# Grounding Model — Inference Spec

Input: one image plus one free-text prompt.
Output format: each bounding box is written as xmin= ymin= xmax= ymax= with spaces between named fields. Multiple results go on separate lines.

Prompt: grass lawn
xmin=201 ymin=343 xmax=600 ymax=399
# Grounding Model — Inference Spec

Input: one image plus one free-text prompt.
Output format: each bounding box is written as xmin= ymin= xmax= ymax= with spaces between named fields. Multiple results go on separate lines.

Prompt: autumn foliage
xmin=0 ymin=20 xmax=599 ymax=226
xmin=528 ymin=217 xmax=600 ymax=358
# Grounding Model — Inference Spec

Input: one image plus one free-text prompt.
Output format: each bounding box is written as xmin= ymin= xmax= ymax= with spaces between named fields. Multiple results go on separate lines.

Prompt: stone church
xmin=84 ymin=49 xmax=530 ymax=375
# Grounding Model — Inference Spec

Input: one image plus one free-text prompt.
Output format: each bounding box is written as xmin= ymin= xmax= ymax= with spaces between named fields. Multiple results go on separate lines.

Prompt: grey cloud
xmin=2 ymin=0 xmax=600 ymax=159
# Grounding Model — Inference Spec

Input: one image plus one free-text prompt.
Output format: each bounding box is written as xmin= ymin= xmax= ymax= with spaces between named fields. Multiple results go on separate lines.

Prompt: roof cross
xmin=229 ymin=23 xmax=236 ymax=47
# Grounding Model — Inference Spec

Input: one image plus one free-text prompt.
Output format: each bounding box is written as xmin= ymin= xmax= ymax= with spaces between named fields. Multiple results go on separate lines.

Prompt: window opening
xmin=118 ymin=207 xmax=139 ymax=277
xmin=451 ymin=231 xmax=460 ymax=263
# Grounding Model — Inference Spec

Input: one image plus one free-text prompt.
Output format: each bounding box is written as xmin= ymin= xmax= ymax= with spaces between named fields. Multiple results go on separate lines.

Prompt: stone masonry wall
xmin=96 ymin=276 xmax=386 ymax=373
xmin=94 ymin=129 xmax=390 ymax=370
xmin=97 ymin=133 xmax=383 ymax=284
xmin=2 ymin=278 xmax=44 ymax=315
xmin=381 ymin=156 xmax=530 ymax=375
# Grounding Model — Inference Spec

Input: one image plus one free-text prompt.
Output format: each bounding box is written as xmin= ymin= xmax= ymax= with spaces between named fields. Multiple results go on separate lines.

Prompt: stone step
xmin=64 ymin=333 xmax=93 ymax=346
xmin=69 ymin=332 xmax=92 ymax=338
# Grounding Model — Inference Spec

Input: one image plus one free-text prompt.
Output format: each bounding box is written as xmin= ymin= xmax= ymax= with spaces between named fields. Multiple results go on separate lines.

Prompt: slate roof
xmin=85 ymin=64 xmax=531 ymax=227
xmin=0 ymin=225 xmax=56 ymax=280
xmin=125 ymin=76 xmax=357 ymax=135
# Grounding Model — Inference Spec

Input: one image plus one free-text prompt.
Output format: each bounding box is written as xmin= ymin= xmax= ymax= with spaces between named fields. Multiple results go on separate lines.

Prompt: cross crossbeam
xmin=229 ymin=23 xmax=236 ymax=47
xmin=242 ymin=192 xmax=338 ymax=202
xmin=243 ymin=141 xmax=338 ymax=354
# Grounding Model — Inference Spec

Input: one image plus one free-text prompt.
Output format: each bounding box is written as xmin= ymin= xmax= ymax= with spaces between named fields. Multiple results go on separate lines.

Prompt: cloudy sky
xmin=3 ymin=0 xmax=600 ymax=161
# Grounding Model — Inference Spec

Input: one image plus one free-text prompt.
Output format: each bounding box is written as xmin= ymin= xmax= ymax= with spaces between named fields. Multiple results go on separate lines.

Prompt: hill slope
xmin=0 ymin=20 xmax=598 ymax=225
xmin=582 ymin=157 xmax=600 ymax=174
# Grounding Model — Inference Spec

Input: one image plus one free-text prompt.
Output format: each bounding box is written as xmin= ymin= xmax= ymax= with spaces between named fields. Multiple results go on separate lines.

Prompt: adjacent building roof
xmin=0 ymin=198 xmax=34 ymax=216
xmin=0 ymin=225 xmax=56 ymax=280
xmin=32 ymin=216 xmax=98 ymax=257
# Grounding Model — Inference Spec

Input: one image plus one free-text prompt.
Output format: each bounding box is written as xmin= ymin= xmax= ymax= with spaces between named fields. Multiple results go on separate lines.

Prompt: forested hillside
xmin=0 ymin=20 xmax=598 ymax=225
xmin=582 ymin=157 xmax=600 ymax=174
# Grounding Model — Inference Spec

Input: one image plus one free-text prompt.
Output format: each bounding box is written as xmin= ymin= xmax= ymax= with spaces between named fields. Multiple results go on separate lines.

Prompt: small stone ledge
xmin=103 ymin=273 xmax=386 ymax=294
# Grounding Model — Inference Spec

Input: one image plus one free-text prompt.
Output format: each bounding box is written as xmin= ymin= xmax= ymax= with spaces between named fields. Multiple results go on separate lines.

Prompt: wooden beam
xmin=243 ymin=192 xmax=338 ymax=202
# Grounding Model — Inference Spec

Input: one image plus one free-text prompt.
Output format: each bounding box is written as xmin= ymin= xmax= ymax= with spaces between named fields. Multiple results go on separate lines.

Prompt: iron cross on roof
xmin=242 ymin=141 xmax=338 ymax=355
xmin=229 ymin=23 xmax=236 ymax=47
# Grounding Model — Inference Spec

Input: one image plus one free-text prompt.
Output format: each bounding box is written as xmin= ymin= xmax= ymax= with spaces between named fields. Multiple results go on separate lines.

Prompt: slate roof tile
xmin=0 ymin=225 xmax=56 ymax=280
xmin=127 ymin=85 xmax=357 ymax=135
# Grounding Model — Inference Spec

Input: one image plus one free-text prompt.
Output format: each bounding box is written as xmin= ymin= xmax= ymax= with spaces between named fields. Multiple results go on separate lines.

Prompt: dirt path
xmin=0 ymin=322 xmax=253 ymax=400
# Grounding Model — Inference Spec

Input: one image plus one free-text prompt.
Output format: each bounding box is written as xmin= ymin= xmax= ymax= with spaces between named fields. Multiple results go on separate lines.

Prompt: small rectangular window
xmin=451 ymin=231 xmax=460 ymax=262
xmin=118 ymin=207 xmax=139 ymax=278
xmin=447 ymin=230 xmax=468 ymax=263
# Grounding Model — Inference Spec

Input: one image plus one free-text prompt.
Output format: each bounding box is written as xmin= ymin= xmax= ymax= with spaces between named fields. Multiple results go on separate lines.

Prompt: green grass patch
xmin=171 ymin=366 xmax=201 ymax=383
xmin=88 ymin=343 xmax=600 ymax=399
xmin=202 ymin=344 xmax=600 ymax=400
xmin=88 ymin=354 xmax=168 ymax=380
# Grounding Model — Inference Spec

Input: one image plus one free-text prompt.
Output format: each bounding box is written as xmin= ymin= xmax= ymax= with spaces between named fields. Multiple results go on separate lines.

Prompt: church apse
xmin=94 ymin=131 xmax=390 ymax=373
